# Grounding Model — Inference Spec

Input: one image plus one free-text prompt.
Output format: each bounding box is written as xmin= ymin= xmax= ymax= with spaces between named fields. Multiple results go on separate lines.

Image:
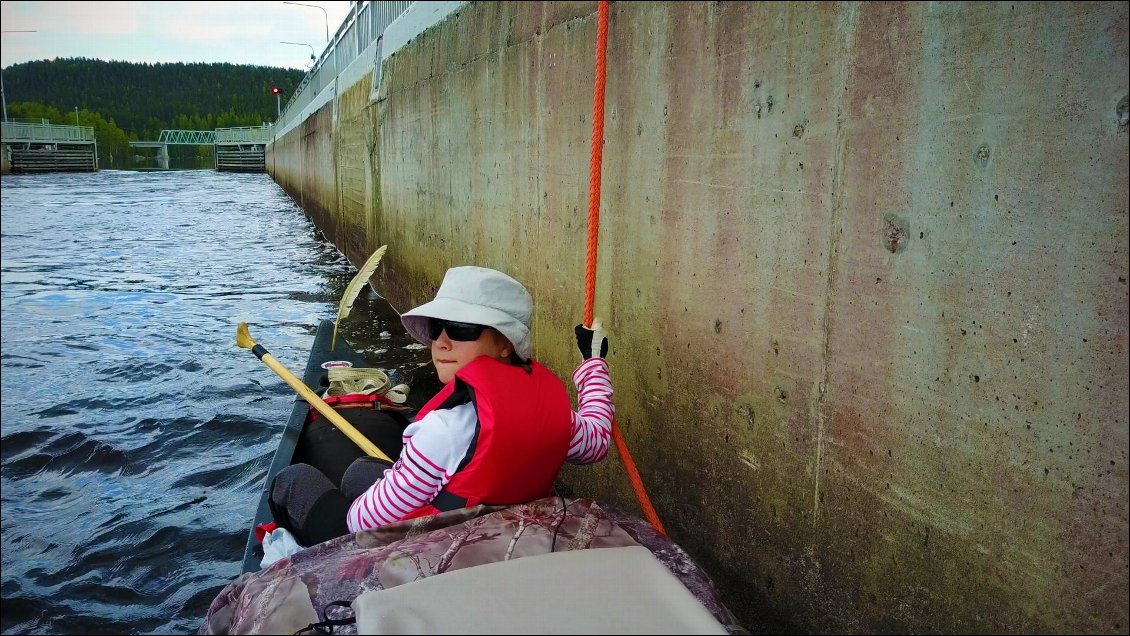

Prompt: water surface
xmin=0 ymin=170 xmax=433 ymax=634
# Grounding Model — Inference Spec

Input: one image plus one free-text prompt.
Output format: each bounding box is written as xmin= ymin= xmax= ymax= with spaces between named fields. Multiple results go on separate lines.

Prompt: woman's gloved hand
xmin=575 ymin=319 xmax=609 ymax=360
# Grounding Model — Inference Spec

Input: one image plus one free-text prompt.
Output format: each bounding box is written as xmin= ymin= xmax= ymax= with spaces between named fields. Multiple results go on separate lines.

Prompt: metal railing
xmin=1 ymin=121 xmax=96 ymax=143
xmin=275 ymin=1 xmax=413 ymax=135
xmin=215 ymin=125 xmax=274 ymax=144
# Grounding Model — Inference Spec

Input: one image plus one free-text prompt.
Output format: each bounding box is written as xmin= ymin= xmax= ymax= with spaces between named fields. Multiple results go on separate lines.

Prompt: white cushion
xmin=352 ymin=545 xmax=728 ymax=634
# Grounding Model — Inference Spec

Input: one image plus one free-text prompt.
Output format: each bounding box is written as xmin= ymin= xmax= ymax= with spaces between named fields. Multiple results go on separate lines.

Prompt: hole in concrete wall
xmin=775 ymin=386 xmax=789 ymax=403
xmin=975 ymin=144 xmax=991 ymax=166
xmin=881 ymin=213 xmax=910 ymax=254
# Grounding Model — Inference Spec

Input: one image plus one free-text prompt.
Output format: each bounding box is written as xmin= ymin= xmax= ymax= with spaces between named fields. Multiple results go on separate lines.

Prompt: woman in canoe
xmin=269 ymin=265 xmax=614 ymax=546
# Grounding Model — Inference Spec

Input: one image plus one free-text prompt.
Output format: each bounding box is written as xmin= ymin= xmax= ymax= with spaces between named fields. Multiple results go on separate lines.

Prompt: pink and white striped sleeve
xmin=346 ymin=403 xmax=476 ymax=533
xmin=567 ymin=357 xmax=614 ymax=464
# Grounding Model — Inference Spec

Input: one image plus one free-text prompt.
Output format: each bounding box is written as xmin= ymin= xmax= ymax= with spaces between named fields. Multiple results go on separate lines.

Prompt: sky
xmin=1 ymin=1 xmax=353 ymax=70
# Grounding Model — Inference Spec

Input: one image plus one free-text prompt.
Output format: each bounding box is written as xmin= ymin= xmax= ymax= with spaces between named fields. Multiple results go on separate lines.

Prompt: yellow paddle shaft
xmin=258 ymin=350 xmax=393 ymax=463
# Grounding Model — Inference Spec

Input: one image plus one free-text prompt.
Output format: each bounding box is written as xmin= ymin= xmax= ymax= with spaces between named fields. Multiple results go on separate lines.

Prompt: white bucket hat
xmin=401 ymin=266 xmax=533 ymax=360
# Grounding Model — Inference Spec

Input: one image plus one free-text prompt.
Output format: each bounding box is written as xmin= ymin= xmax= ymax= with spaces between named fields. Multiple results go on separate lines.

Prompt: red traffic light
xmin=271 ymin=86 xmax=281 ymax=95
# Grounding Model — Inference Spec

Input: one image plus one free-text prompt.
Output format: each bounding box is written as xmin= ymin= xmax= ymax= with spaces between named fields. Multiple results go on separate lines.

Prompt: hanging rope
xmin=584 ymin=0 xmax=666 ymax=536
xmin=582 ymin=0 xmax=607 ymax=326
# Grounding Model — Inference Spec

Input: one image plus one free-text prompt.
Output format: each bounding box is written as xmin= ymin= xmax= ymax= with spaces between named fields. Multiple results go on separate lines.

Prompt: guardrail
xmin=275 ymin=0 xmax=412 ymax=135
xmin=1 ymin=121 xmax=96 ymax=143
xmin=215 ymin=125 xmax=274 ymax=144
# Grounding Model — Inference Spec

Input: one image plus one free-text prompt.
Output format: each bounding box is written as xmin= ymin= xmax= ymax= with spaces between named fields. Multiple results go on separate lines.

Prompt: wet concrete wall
xmin=269 ymin=104 xmax=337 ymax=229
xmin=267 ymin=2 xmax=1129 ymax=633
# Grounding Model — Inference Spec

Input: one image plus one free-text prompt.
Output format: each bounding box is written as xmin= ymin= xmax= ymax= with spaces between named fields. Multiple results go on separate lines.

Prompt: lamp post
xmin=1 ymin=30 xmax=38 ymax=122
xmin=283 ymin=1 xmax=329 ymax=43
xmin=271 ymin=86 xmax=281 ymax=120
xmin=74 ymin=106 xmax=79 ymax=126
xmin=280 ymin=41 xmax=316 ymax=68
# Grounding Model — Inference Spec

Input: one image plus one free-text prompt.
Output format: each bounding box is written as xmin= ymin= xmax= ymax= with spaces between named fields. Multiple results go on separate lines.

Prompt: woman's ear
xmin=491 ymin=330 xmax=513 ymax=359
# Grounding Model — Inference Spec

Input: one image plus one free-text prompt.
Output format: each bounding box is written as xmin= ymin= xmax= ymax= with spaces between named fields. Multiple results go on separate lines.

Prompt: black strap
xmin=293 ymin=600 xmax=356 ymax=635
xmin=431 ymin=488 xmax=468 ymax=512
xmin=431 ymin=488 xmax=516 ymax=512
xmin=436 ymin=379 xmax=473 ymax=410
xmin=451 ymin=382 xmax=479 ymax=472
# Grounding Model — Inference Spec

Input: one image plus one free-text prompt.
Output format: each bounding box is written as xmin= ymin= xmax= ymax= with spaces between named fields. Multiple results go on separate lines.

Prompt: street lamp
xmin=74 ymin=106 xmax=79 ymax=126
xmin=282 ymin=2 xmax=329 ymax=43
xmin=1 ymin=30 xmax=38 ymax=122
xmin=280 ymin=41 xmax=316 ymax=67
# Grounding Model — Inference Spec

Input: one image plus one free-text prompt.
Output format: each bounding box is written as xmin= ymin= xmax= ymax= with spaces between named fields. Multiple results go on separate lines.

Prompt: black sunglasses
xmin=428 ymin=318 xmax=488 ymax=341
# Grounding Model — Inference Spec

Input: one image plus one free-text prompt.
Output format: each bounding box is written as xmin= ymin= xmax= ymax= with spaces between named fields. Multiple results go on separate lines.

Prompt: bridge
xmin=129 ymin=125 xmax=273 ymax=171
xmin=155 ymin=129 xmax=216 ymax=144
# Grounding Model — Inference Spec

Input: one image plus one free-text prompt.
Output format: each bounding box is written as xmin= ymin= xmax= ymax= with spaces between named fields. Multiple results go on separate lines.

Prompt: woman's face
xmin=430 ymin=324 xmax=513 ymax=384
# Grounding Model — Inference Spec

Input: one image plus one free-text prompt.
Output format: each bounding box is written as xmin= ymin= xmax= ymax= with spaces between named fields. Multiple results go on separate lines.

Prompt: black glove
xmin=575 ymin=319 xmax=609 ymax=360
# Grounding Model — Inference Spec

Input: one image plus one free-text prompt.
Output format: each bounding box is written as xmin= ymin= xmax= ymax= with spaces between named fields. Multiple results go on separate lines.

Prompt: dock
xmin=1 ymin=120 xmax=98 ymax=173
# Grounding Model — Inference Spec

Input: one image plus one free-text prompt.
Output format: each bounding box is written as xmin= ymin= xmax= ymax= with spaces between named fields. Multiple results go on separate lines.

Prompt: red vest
xmin=403 ymin=356 xmax=572 ymax=519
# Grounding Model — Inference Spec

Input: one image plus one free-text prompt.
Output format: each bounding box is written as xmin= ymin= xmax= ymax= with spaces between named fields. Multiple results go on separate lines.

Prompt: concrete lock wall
xmin=267 ymin=2 xmax=1129 ymax=633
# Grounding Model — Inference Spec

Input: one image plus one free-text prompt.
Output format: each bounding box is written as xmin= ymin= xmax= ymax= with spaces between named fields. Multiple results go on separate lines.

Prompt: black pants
xmin=268 ymin=456 xmax=392 ymax=547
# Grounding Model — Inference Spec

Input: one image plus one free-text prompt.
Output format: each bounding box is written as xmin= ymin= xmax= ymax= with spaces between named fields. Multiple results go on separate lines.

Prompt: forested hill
xmin=4 ymin=57 xmax=304 ymax=140
xmin=3 ymin=57 xmax=306 ymax=168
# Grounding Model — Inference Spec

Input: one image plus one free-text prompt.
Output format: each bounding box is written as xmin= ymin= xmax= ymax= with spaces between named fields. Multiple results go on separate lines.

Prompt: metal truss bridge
xmin=129 ymin=126 xmax=274 ymax=146
xmin=127 ymin=125 xmax=274 ymax=171
xmin=156 ymin=129 xmax=215 ymax=144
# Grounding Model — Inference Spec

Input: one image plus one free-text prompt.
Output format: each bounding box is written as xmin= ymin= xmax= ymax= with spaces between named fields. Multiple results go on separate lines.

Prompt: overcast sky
xmin=1 ymin=1 xmax=353 ymax=70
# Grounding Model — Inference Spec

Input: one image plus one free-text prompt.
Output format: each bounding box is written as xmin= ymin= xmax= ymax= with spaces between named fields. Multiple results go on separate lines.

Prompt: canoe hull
xmin=240 ymin=319 xmax=384 ymax=574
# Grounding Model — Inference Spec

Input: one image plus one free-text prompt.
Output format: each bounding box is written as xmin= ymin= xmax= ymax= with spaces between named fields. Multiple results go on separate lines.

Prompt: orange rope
xmin=584 ymin=0 xmax=666 ymax=536
xmin=582 ymin=0 xmax=606 ymax=327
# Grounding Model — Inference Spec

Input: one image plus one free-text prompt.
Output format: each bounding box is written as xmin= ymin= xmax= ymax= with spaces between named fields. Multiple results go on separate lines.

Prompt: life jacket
xmin=402 ymin=355 xmax=572 ymax=519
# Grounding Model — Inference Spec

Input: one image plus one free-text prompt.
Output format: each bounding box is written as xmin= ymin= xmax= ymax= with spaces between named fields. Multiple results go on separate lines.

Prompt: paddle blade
xmin=236 ymin=322 xmax=255 ymax=349
xmin=332 ymin=245 xmax=388 ymax=350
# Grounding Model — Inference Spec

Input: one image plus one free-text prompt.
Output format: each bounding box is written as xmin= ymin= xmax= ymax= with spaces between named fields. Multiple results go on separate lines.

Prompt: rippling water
xmin=0 ymin=170 xmax=436 ymax=634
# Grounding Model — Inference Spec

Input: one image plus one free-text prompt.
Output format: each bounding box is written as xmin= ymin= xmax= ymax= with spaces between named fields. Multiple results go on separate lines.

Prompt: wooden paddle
xmin=236 ymin=322 xmax=392 ymax=462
